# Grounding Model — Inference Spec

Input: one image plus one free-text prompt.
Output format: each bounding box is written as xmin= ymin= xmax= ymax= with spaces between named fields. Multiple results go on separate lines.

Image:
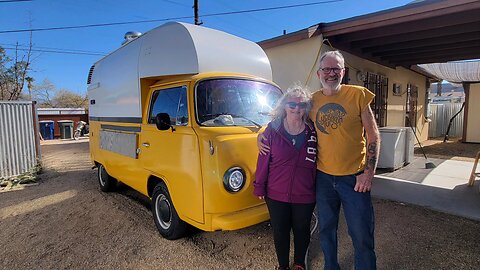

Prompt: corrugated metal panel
xmin=428 ymin=103 xmax=464 ymax=138
xmin=0 ymin=101 xmax=39 ymax=178
xmin=100 ymin=130 xmax=138 ymax=159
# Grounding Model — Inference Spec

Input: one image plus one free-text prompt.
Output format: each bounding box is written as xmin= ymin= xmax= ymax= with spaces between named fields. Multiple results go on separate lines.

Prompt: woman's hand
xmin=257 ymin=133 xmax=270 ymax=155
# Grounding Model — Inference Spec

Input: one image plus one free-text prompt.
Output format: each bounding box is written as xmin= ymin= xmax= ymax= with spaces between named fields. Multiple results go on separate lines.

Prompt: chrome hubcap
xmin=155 ymin=194 xmax=171 ymax=229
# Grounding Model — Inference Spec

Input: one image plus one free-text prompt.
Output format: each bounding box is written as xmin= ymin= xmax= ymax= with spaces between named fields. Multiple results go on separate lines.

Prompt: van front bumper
xmin=209 ymin=203 xmax=269 ymax=231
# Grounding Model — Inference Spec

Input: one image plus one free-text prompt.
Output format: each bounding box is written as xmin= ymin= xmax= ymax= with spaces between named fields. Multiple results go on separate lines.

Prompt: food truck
xmin=87 ymin=22 xmax=282 ymax=239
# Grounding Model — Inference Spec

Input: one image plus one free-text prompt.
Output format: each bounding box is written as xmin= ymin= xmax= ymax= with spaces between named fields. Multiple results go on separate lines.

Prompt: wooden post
xmin=468 ymin=150 xmax=480 ymax=187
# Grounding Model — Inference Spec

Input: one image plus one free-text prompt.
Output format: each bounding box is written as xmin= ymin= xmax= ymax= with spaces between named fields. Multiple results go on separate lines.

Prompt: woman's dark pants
xmin=266 ymin=197 xmax=315 ymax=268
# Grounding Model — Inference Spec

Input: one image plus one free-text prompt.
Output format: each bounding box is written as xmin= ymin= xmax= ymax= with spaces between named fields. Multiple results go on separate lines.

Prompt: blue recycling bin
xmin=39 ymin=120 xmax=55 ymax=140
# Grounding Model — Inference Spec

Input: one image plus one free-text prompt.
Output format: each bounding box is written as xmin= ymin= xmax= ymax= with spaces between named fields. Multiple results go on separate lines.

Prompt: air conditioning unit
xmin=378 ymin=127 xmax=414 ymax=170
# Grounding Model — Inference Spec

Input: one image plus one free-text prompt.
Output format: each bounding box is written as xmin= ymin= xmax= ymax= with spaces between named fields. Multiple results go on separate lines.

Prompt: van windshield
xmin=195 ymin=79 xmax=282 ymax=127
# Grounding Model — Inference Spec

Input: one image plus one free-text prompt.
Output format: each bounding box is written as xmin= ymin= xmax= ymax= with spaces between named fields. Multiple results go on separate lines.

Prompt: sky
xmin=0 ymin=0 xmax=414 ymax=95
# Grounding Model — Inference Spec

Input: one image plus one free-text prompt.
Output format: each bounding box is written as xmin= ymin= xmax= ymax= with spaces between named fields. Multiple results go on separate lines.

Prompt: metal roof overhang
xmin=260 ymin=0 xmax=480 ymax=70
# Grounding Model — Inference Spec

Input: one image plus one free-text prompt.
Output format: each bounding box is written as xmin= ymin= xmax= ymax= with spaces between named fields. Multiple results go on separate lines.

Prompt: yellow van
xmin=87 ymin=22 xmax=282 ymax=239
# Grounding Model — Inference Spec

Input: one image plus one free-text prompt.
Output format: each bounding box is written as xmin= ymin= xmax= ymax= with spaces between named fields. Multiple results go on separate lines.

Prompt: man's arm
xmin=355 ymin=105 xmax=380 ymax=192
xmin=257 ymin=132 xmax=270 ymax=155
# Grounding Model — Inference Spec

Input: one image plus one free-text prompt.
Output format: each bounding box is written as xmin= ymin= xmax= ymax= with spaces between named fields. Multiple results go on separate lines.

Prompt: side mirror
xmin=155 ymin=113 xmax=172 ymax=131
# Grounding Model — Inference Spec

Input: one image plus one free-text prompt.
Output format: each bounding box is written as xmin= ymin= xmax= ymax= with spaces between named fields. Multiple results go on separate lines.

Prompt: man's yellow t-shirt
xmin=309 ymin=85 xmax=375 ymax=176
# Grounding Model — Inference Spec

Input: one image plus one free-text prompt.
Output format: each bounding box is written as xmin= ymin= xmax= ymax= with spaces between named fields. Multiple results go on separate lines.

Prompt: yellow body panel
xmin=90 ymin=73 xmax=277 ymax=232
xmin=89 ymin=121 xmax=150 ymax=195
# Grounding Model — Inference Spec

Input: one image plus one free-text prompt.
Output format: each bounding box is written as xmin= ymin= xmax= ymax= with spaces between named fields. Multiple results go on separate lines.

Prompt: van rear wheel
xmin=152 ymin=182 xmax=187 ymax=240
xmin=98 ymin=164 xmax=117 ymax=192
xmin=74 ymin=130 xmax=81 ymax=140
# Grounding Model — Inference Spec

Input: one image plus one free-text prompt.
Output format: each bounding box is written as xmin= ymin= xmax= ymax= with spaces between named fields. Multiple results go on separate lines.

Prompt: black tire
xmin=97 ymin=164 xmax=117 ymax=192
xmin=152 ymin=182 xmax=187 ymax=240
xmin=74 ymin=131 xmax=80 ymax=140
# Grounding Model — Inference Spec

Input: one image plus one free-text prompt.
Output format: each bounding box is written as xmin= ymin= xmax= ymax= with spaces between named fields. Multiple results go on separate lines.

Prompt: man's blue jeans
xmin=316 ymin=170 xmax=376 ymax=270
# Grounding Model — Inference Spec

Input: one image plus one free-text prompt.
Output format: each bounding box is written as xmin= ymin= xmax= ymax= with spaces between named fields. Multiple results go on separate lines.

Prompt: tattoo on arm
xmin=365 ymin=142 xmax=378 ymax=172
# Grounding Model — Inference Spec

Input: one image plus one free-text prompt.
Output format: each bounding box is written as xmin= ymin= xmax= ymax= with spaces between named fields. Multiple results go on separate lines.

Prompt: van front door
xmin=139 ymin=84 xmax=204 ymax=224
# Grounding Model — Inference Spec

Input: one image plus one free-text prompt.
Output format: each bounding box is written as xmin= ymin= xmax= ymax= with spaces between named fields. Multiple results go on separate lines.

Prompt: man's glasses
xmin=286 ymin=102 xmax=308 ymax=109
xmin=320 ymin=67 xmax=343 ymax=74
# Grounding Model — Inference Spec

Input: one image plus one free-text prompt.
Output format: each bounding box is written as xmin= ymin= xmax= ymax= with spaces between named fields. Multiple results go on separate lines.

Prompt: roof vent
xmin=87 ymin=65 xmax=95 ymax=85
xmin=122 ymin=31 xmax=142 ymax=45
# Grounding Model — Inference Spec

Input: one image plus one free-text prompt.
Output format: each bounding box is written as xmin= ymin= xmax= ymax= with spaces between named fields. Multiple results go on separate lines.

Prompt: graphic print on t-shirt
xmin=315 ymin=103 xmax=347 ymax=134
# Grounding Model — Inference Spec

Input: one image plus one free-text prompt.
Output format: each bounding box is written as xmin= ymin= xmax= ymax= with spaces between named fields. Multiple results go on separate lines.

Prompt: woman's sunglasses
xmin=286 ymin=102 xmax=308 ymax=109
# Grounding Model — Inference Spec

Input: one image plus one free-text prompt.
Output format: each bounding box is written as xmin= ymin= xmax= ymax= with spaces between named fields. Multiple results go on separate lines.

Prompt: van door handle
xmin=142 ymin=143 xmax=150 ymax=147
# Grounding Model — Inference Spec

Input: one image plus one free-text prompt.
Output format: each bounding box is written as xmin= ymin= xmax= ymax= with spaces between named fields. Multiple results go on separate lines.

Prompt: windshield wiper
xmin=229 ymin=114 xmax=262 ymax=128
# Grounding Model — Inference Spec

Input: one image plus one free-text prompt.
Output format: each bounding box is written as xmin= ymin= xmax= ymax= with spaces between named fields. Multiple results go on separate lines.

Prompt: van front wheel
xmin=98 ymin=164 xmax=117 ymax=192
xmin=152 ymin=183 xmax=187 ymax=240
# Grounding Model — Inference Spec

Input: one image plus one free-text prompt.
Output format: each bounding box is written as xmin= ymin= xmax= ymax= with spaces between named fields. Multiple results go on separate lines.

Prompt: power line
xmin=0 ymin=0 xmax=343 ymax=34
xmin=0 ymin=43 xmax=107 ymax=54
xmin=2 ymin=46 xmax=106 ymax=56
xmin=160 ymin=0 xmax=190 ymax=8
xmin=215 ymin=0 xmax=283 ymax=32
xmin=0 ymin=0 xmax=32 ymax=3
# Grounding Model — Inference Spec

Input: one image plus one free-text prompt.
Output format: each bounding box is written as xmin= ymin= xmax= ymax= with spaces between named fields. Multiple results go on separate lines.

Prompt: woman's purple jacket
xmin=254 ymin=118 xmax=317 ymax=204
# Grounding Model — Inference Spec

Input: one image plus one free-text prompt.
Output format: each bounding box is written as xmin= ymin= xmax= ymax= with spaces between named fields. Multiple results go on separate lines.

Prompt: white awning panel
xmin=418 ymin=61 xmax=480 ymax=83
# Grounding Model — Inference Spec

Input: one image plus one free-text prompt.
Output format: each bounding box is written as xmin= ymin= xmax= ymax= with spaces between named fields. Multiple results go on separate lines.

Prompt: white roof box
xmin=91 ymin=22 xmax=272 ymax=81
xmin=88 ymin=22 xmax=272 ymax=119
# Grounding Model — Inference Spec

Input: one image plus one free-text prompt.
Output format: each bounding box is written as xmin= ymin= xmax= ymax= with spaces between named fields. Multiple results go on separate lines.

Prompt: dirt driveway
xmin=1 ymin=139 xmax=479 ymax=269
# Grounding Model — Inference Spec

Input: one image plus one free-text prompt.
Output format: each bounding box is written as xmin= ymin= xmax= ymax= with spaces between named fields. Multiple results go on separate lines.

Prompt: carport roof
xmin=259 ymin=0 xmax=480 ymax=70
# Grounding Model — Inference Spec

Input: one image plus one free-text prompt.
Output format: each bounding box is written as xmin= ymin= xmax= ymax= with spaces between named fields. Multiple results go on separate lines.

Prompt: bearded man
xmin=312 ymin=50 xmax=380 ymax=270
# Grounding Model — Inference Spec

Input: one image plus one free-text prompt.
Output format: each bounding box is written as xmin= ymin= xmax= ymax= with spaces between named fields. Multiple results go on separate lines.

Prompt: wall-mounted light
xmin=393 ymin=83 xmax=402 ymax=96
xmin=356 ymin=71 xmax=366 ymax=82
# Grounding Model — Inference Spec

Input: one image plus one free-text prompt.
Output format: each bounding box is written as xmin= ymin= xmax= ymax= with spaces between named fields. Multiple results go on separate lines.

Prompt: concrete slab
xmin=373 ymin=156 xmax=480 ymax=221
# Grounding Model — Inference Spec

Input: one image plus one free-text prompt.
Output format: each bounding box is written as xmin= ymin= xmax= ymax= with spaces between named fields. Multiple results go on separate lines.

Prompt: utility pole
xmin=194 ymin=0 xmax=202 ymax=25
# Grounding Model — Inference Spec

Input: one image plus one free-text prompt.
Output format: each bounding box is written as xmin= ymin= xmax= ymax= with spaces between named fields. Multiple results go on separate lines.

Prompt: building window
xmin=364 ymin=72 xmax=388 ymax=127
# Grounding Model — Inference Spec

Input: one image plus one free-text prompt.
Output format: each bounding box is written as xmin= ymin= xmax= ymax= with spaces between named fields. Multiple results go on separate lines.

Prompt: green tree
xmin=25 ymin=76 xmax=34 ymax=100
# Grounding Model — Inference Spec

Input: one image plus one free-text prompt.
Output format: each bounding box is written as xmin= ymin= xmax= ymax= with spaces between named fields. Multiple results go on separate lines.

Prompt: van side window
xmin=149 ymin=86 xmax=188 ymax=125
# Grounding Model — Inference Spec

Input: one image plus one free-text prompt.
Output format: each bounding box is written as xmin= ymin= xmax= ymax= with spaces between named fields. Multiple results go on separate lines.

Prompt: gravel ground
xmin=0 ymin=139 xmax=479 ymax=270
xmin=417 ymin=137 xmax=480 ymax=162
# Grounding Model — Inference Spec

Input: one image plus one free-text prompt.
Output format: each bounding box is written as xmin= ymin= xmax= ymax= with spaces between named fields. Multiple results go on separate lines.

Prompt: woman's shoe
xmin=292 ymin=263 xmax=305 ymax=270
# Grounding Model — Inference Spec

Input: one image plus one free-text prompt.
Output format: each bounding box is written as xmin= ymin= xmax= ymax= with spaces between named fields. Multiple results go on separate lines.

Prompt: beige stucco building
xmin=464 ymin=83 xmax=480 ymax=143
xmin=261 ymin=35 xmax=432 ymax=142
xmin=259 ymin=0 xmax=480 ymax=143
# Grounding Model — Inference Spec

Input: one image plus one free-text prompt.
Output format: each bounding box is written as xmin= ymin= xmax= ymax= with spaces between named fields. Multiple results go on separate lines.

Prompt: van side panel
xmin=139 ymin=125 xmax=204 ymax=224
xmin=89 ymin=121 xmax=150 ymax=196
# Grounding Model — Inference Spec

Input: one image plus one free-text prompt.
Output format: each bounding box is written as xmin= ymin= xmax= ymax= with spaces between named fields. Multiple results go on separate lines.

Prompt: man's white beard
xmin=321 ymin=77 xmax=341 ymax=91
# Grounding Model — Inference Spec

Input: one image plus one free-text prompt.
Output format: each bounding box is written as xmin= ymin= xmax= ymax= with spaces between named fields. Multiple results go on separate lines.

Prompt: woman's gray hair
xmin=271 ymin=84 xmax=312 ymax=122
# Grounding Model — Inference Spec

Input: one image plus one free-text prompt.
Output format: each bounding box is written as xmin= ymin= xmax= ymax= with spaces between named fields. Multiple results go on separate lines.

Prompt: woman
xmin=254 ymin=86 xmax=317 ymax=270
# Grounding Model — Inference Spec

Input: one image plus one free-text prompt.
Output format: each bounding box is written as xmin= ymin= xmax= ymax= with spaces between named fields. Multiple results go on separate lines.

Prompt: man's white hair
xmin=319 ymin=50 xmax=345 ymax=68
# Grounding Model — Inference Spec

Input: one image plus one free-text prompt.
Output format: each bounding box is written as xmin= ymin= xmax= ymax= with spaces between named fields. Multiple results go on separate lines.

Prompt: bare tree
xmin=52 ymin=89 xmax=88 ymax=108
xmin=0 ymin=33 xmax=33 ymax=101
xmin=0 ymin=47 xmax=11 ymax=100
xmin=32 ymin=80 xmax=88 ymax=109
xmin=32 ymin=78 xmax=56 ymax=107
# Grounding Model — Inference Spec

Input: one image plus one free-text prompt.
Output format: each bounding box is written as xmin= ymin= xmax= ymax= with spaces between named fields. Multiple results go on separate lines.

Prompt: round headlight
xmin=223 ymin=167 xmax=246 ymax=193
